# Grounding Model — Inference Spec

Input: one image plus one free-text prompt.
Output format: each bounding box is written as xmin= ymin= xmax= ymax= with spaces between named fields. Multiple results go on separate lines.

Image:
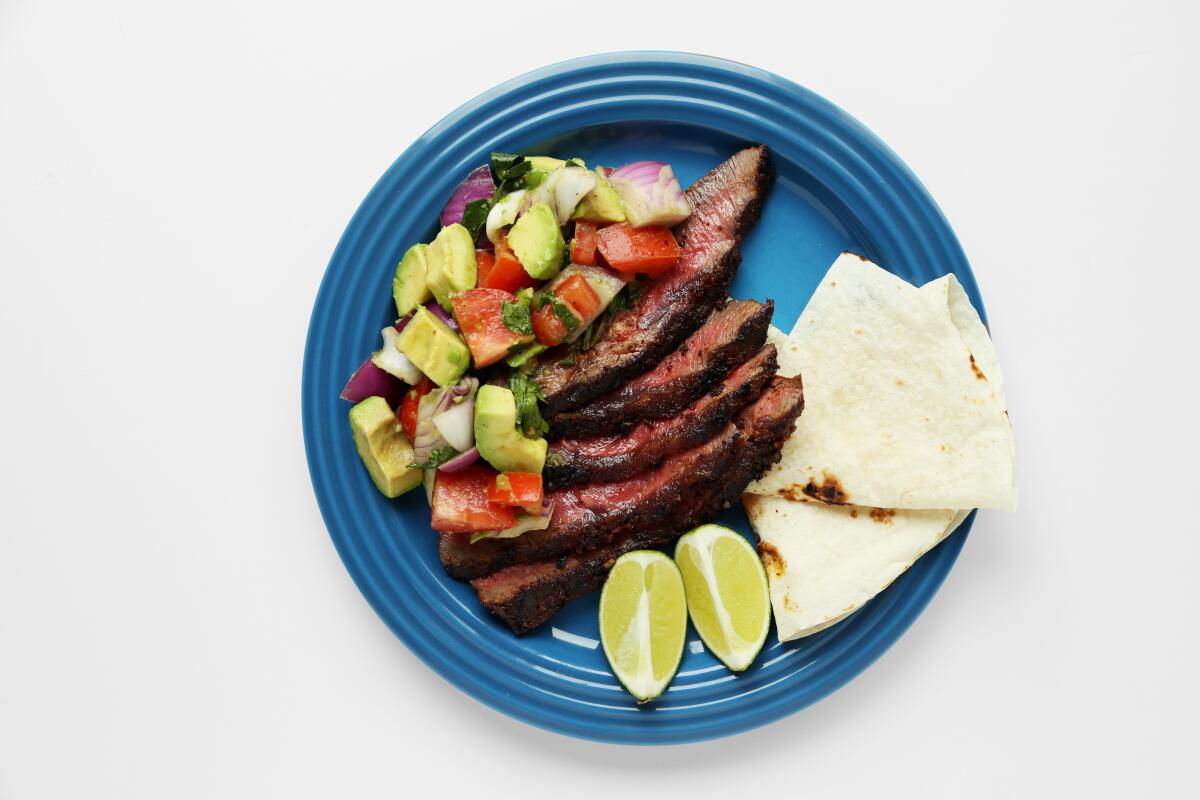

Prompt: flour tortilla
xmin=747 ymin=253 xmax=1018 ymax=511
xmin=745 ymin=494 xmax=969 ymax=641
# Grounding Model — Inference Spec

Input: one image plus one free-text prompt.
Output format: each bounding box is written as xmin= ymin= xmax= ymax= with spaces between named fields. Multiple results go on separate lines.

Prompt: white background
xmin=2 ymin=1 xmax=1197 ymax=797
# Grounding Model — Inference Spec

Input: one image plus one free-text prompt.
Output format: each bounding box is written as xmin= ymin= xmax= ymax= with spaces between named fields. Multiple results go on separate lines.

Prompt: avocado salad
xmin=341 ymin=152 xmax=693 ymax=540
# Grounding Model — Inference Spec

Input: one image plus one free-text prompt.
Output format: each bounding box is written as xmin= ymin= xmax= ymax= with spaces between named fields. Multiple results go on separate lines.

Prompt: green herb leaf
xmin=501 ymin=300 xmax=533 ymax=336
xmin=490 ymin=153 xmax=523 ymax=180
xmin=461 ymin=197 xmax=493 ymax=241
xmin=558 ymin=356 xmax=576 ymax=367
xmin=412 ymin=446 xmax=457 ymax=470
xmin=509 ymin=372 xmax=549 ymax=438
xmin=550 ymin=296 xmax=579 ymax=333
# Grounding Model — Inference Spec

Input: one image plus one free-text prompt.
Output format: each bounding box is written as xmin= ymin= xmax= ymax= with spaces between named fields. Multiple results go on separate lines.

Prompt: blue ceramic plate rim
xmin=303 ymin=51 xmax=980 ymax=744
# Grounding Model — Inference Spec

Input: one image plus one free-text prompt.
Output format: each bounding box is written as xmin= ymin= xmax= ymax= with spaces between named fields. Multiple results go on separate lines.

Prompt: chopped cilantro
xmin=509 ymin=372 xmax=549 ymax=438
xmin=412 ymin=446 xmax=457 ymax=470
xmin=501 ymin=300 xmax=533 ymax=335
xmin=558 ymin=356 xmax=576 ymax=367
xmin=461 ymin=197 xmax=493 ymax=241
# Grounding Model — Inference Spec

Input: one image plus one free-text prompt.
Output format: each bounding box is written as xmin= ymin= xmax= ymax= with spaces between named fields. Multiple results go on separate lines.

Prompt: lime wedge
xmin=598 ymin=551 xmax=687 ymax=702
xmin=674 ymin=524 xmax=771 ymax=672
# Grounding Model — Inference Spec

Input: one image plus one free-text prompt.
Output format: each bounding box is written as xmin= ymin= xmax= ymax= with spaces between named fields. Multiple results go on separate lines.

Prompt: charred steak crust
xmin=546 ymin=299 xmax=774 ymax=439
xmin=545 ymin=344 xmax=778 ymax=489
xmin=472 ymin=375 xmax=806 ymax=635
xmin=438 ymin=425 xmax=739 ymax=580
xmin=535 ymin=145 xmax=775 ymax=415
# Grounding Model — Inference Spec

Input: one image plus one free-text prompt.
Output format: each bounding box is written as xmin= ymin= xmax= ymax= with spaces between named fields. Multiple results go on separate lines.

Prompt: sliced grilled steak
xmin=546 ymin=299 xmax=773 ymax=438
xmin=536 ymin=145 xmax=774 ymax=415
xmin=472 ymin=375 xmax=805 ymax=635
xmin=439 ymin=424 xmax=739 ymax=580
xmin=545 ymin=344 xmax=778 ymax=489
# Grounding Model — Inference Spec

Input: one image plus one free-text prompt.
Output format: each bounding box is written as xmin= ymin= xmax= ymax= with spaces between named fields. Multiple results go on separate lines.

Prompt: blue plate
xmin=303 ymin=52 xmax=982 ymax=744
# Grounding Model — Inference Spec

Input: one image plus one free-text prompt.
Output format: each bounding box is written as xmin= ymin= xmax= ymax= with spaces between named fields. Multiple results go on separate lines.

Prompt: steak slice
xmin=545 ymin=344 xmax=778 ymax=489
xmin=472 ymin=375 xmax=805 ymax=635
xmin=535 ymin=145 xmax=774 ymax=415
xmin=546 ymin=299 xmax=774 ymax=439
xmin=438 ymin=424 xmax=739 ymax=580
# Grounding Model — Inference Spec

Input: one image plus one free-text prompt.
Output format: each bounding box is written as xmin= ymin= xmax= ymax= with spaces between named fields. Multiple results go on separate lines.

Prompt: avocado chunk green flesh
xmin=394 ymin=306 xmax=470 ymax=388
xmin=572 ymin=168 xmax=627 ymax=224
xmin=393 ymin=243 xmax=433 ymax=317
xmin=525 ymin=155 xmax=567 ymax=174
xmin=426 ymin=224 xmax=477 ymax=310
xmin=474 ymin=385 xmax=547 ymax=474
xmin=507 ymin=201 xmax=565 ymax=281
xmin=349 ymin=397 xmax=422 ymax=498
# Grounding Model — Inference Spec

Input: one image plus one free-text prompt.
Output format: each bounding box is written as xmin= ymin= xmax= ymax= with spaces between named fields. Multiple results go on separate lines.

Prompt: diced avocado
xmin=349 ymin=397 xmax=422 ymax=498
xmin=426 ymin=224 xmax=477 ymax=310
xmin=393 ymin=243 xmax=432 ymax=317
xmin=507 ymin=201 xmax=565 ymax=280
xmin=572 ymin=168 xmax=626 ymax=223
xmin=474 ymin=385 xmax=547 ymax=474
xmin=526 ymin=156 xmax=567 ymax=173
xmin=394 ymin=306 xmax=470 ymax=387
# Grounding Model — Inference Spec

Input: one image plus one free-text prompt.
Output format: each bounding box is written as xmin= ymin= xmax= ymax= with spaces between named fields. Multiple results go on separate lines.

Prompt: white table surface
xmin=2 ymin=1 xmax=1197 ymax=797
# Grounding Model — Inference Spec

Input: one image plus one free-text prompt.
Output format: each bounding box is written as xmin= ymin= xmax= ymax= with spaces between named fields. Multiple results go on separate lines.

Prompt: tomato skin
xmin=451 ymin=288 xmax=534 ymax=369
xmin=474 ymin=249 xmax=496 ymax=288
xmin=570 ymin=220 xmax=598 ymax=266
xmin=431 ymin=464 xmax=517 ymax=533
xmin=399 ymin=377 xmax=434 ymax=441
xmin=487 ymin=472 xmax=544 ymax=514
xmin=479 ymin=236 xmax=540 ymax=293
xmin=554 ymin=274 xmax=601 ymax=322
xmin=531 ymin=302 xmax=569 ymax=347
xmin=596 ymin=223 xmax=681 ymax=276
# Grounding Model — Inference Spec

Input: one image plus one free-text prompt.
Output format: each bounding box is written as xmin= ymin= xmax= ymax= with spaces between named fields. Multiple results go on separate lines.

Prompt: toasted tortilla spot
xmin=849 ymin=508 xmax=858 ymax=518
xmin=802 ymin=472 xmax=848 ymax=505
xmin=869 ymin=508 xmax=896 ymax=525
xmin=758 ymin=541 xmax=787 ymax=578
xmin=969 ymin=353 xmax=987 ymax=381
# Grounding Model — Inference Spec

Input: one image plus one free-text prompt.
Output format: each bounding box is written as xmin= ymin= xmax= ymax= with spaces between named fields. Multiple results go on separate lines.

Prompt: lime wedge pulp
xmin=674 ymin=524 xmax=771 ymax=672
xmin=598 ymin=550 xmax=687 ymax=702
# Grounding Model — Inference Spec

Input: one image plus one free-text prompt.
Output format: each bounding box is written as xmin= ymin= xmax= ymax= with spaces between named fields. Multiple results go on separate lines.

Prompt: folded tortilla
xmin=745 ymin=494 xmax=969 ymax=641
xmin=746 ymin=253 xmax=1018 ymax=511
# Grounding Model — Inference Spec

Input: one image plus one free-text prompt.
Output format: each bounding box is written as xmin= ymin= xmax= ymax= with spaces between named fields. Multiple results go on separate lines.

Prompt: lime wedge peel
xmin=598 ymin=550 xmax=687 ymax=703
xmin=674 ymin=524 xmax=771 ymax=672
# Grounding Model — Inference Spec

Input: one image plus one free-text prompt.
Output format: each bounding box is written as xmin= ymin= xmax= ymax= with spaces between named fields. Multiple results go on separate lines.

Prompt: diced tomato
xmin=531 ymin=302 xmax=569 ymax=347
xmin=451 ymin=288 xmax=534 ymax=369
xmin=596 ymin=223 xmax=681 ymax=277
xmin=474 ymin=249 xmax=496 ymax=289
xmin=570 ymin=220 xmax=598 ymax=266
xmin=478 ymin=236 xmax=539 ymax=293
xmin=399 ymin=377 xmax=435 ymax=441
xmin=487 ymin=472 xmax=544 ymax=515
xmin=554 ymin=274 xmax=601 ymax=322
xmin=431 ymin=463 xmax=517 ymax=533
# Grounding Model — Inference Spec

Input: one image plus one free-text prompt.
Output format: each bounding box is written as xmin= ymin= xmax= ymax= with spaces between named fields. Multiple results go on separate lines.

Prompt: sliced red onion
xmin=425 ymin=300 xmax=459 ymax=332
xmin=340 ymin=357 xmax=406 ymax=408
xmin=485 ymin=189 xmax=526 ymax=244
xmin=469 ymin=500 xmax=556 ymax=543
xmin=413 ymin=391 xmax=449 ymax=461
xmin=608 ymin=161 xmax=692 ymax=228
xmin=415 ymin=377 xmax=478 ymax=460
xmin=437 ymin=447 xmax=480 ymax=473
xmin=440 ymin=165 xmax=495 ymax=229
xmin=433 ymin=396 xmax=475 ymax=451
xmin=393 ymin=314 xmax=412 ymax=334
xmin=371 ymin=326 xmax=423 ymax=384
